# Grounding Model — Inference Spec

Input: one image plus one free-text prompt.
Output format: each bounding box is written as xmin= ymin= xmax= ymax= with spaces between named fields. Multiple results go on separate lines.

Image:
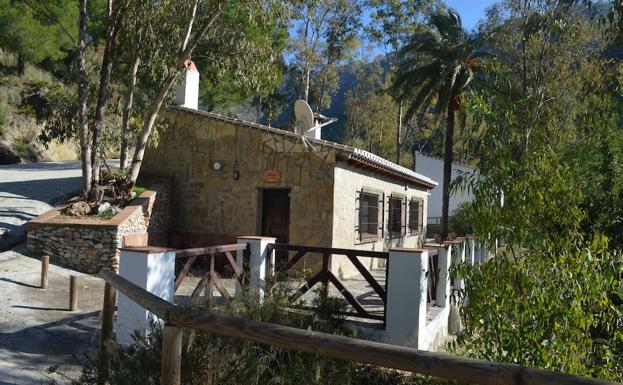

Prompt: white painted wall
xmin=116 ymin=248 xmax=176 ymax=345
xmin=414 ymin=152 xmax=475 ymax=220
xmin=236 ymin=236 xmax=276 ymax=298
xmin=385 ymin=248 xmax=427 ymax=347
xmin=331 ymin=162 xmax=429 ymax=279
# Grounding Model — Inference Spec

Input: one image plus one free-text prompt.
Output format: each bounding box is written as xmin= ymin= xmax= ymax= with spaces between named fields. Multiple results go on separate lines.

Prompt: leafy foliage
xmin=0 ymin=0 xmax=77 ymax=69
xmin=450 ymin=2 xmax=623 ymax=381
xmin=453 ymin=237 xmax=623 ymax=381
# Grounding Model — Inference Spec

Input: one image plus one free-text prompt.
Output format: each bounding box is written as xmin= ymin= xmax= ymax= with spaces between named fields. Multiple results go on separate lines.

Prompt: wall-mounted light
xmin=233 ymin=170 xmax=240 ymax=180
xmin=213 ymin=161 xmax=223 ymax=171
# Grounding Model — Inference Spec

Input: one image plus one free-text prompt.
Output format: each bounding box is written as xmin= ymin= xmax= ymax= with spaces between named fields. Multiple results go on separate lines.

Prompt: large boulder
xmin=65 ymin=201 xmax=92 ymax=217
xmin=0 ymin=143 xmax=20 ymax=165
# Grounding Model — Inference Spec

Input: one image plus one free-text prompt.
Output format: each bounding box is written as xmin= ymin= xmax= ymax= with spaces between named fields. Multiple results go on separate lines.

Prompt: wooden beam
xmin=174 ymin=255 xmax=197 ymax=291
xmin=211 ymin=272 xmax=232 ymax=302
xmin=100 ymin=282 xmax=116 ymax=354
xmin=278 ymin=250 xmax=307 ymax=272
xmin=223 ymin=251 xmax=242 ymax=279
xmin=176 ymin=243 xmax=247 ymax=259
xmin=289 ymin=271 xmax=323 ymax=303
xmin=100 ymin=269 xmax=173 ymax=321
xmin=327 ymin=271 xmax=369 ymax=318
xmin=69 ymin=275 xmax=78 ymax=311
xmin=346 ymin=254 xmax=386 ymax=301
xmin=168 ymin=306 xmax=619 ymax=385
xmin=40 ymin=255 xmax=49 ymax=289
xmin=101 ymin=270 xmax=619 ymax=385
xmin=161 ymin=324 xmax=182 ymax=385
xmin=270 ymin=244 xmax=388 ymax=259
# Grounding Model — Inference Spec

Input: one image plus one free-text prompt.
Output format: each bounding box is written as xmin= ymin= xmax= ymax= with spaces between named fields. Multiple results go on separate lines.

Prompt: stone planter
xmin=27 ymin=185 xmax=171 ymax=273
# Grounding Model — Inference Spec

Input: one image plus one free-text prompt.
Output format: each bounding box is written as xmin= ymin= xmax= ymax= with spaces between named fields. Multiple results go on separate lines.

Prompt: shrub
xmin=452 ymin=236 xmax=623 ymax=381
xmin=68 ymin=285 xmax=453 ymax=385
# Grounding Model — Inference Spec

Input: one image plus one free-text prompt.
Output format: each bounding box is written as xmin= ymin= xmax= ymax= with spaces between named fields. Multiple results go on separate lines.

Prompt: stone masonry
xmin=142 ymin=108 xmax=335 ymax=249
xmin=27 ymin=184 xmax=171 ymax=273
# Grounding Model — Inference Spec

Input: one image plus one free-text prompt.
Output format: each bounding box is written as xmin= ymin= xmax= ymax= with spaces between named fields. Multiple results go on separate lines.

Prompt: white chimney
xmin=174 ymin=60 xmax=199 ymax=110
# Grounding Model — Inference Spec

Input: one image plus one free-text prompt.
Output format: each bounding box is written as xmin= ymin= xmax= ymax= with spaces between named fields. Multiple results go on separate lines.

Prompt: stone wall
xmin=141 ymin=108 xmax=336 ymax=252
xmin=27 ymin=185 xmax=171 ymax=273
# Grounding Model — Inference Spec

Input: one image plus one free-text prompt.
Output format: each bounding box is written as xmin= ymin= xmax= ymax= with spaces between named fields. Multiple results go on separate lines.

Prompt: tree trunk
xmin=396 ymin=102 xmax=403 ymax=165
xmin=317 ymin=72 xmax=327 ymax=112
xmin=78 ymin=0 xmax=92 ymax=196
xmin=441 ymin=104 xmax=455 ymax=240
xmin=119 ymin=55 xmax=140 ymax=171
xmin=90 ymin=0 xmax=121 ymax=197
xmin=304 ymin=67 xmax=310 ymax=102
xmin=17 ymin=54 xmax=25 ymax=77
xmin=126 ymin=1 xmax=225 ymax=189
xmin=127 ymin=71 xmax=178 ymax=187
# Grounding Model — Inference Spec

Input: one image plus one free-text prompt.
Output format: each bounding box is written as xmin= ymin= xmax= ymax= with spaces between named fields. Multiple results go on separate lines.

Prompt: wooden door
xmin=261 ymin=189 xmax=290 ymax=267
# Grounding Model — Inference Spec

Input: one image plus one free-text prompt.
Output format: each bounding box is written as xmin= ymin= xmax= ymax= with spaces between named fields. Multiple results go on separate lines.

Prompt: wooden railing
xmin=174 ymin=243 xmax=249 ymax=309
xmin=99 ymin=269 xmax=619 ymax=385
xmin=266 ymin=243 xmax=389 ymax=325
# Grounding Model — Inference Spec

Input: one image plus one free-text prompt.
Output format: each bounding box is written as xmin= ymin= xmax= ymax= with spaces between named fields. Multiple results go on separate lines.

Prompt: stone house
xmin=141 ymin=65 xmax=437 ymax=278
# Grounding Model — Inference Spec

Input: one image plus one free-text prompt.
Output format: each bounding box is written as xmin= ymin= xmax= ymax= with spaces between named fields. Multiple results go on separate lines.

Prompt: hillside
xmin=0 ymin=49 xmax=78 ymax=164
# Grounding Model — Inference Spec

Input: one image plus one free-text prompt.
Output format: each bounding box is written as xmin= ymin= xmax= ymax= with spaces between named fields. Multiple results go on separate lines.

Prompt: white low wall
xmin=116 ymin=246 xmax=176 ymax=345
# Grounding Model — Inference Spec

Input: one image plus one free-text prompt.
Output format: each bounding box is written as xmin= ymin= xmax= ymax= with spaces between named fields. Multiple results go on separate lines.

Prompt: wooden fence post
xmin=100 ymin=282 xmax=117 ymax=352
xmin=206 ymin=253 xmax=214 ymax=310
xmin=69 ymin=275 xmax=78 ymax=311
xmin=162 ymin=324 xmax=182 ymax=385
xmin=40 ymin=255 xmax=49 ymax=289
xmin=321 ymin=252 xmax=330 ymax=300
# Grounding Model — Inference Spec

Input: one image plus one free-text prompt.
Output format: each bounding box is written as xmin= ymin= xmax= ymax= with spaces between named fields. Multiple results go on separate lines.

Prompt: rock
xmin=65 ymin=201 xmax=91 ymax=217
xmin=0 ymin=142 xmax=20 ymax=165
xmin=111 ymin=207 xmax=122 ymax=215
xmin=98 ymin=202 xmax=112 ymax=214
xmin=130 ymin=191 xmax=137 ymax=199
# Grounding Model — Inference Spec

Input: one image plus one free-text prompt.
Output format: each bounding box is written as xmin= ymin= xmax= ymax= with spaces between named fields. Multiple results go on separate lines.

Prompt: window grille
xmin=358 ymin=192 xmax=380 ymax=240
xmin=409 ymin=199 xmax=424 ymax=234
xmin=388 ymin=196 xmax=403 ymax=236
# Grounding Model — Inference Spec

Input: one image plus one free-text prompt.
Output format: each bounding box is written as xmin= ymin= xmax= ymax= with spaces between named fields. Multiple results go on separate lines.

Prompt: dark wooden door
xmin=261 ymin=189 xmax=290 ymax=267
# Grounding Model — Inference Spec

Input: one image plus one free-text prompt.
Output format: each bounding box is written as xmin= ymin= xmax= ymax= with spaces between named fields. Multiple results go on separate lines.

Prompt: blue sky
xmin=444 ymin=0 xmax=496 ymax=30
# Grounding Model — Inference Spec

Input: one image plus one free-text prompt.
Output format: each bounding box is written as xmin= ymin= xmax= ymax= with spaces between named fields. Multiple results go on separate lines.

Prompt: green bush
xmin=68 ymin=284 xmax=453 ymax=385
xmin=452 ymin=236 xmax=623 ymax=381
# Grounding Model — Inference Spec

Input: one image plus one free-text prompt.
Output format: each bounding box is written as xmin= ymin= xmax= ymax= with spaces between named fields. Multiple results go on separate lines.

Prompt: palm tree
xmin=392 ymin=9 xmax=477 ymax=239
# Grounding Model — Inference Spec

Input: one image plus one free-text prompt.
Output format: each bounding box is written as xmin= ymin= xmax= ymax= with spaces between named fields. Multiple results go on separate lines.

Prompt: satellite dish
xmin=294 ymin=99 xmax=315 ymax=134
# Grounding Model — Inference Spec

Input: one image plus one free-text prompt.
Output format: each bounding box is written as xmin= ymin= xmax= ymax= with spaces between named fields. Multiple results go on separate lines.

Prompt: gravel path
xmin=0 ymin=246 xmax=105 ymax=385
xmin=0 ymin=162 xmax=83 ymax=252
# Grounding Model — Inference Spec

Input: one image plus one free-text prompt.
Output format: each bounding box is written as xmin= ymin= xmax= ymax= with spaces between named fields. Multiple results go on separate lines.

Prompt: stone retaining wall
xmin=27 ymin=183 xmax=171 ymax=273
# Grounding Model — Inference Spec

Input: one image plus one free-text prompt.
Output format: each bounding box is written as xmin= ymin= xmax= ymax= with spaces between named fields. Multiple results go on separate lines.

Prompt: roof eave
xmin=345 ymin=154 xmax=437 ymax=189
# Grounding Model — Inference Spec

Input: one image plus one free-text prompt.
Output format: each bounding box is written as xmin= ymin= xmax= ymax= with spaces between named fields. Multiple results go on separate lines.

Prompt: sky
xmin=443 ymin=0 xmax=497 ymax=30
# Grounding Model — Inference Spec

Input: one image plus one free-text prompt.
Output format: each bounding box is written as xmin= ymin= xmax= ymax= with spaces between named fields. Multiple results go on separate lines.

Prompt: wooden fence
xmin=99 ymin=269 xmax=620 ymax=385
xmin=174 ymin=243 xmax=249 ymax=309
xmin=267 ymin=243 xmax=388 ymax=325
